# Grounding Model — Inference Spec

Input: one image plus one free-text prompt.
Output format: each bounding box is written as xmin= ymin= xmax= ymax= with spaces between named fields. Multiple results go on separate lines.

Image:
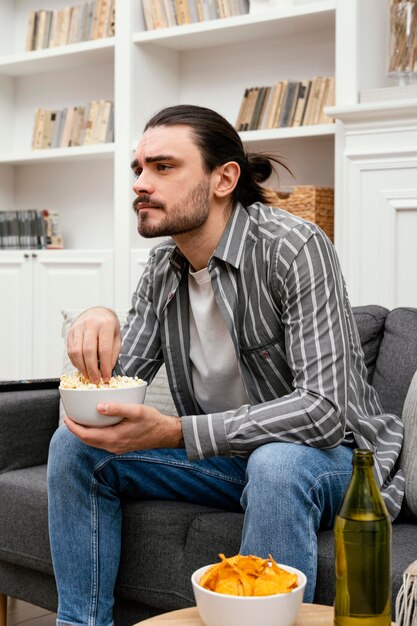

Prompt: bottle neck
xmin=338 ymin=452 xmax=389 ymax=521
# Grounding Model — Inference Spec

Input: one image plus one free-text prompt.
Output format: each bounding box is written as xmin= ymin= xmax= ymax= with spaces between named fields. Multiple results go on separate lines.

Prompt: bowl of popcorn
xmin=59 ymin=371 xmax=147 ymax=427
xmin=191 ymin=554 xmax=306 ymax=626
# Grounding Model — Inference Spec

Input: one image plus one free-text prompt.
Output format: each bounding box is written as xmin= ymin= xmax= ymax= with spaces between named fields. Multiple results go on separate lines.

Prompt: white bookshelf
xmin=1 ymin=0 xmax=406 ymax=377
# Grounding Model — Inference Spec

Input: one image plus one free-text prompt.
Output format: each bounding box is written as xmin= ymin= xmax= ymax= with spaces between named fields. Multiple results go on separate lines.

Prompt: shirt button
xmin=261 ymin=350 xmax=269 ymax=358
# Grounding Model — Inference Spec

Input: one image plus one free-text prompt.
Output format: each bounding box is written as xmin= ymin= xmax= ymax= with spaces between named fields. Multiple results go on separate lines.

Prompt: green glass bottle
xmin=334 ymin=449 xmax=392 ymax=626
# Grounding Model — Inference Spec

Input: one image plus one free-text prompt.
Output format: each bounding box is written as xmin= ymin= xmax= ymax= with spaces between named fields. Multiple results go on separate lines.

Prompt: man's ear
xmin=212 ymin=161 xmax=240 ymax=198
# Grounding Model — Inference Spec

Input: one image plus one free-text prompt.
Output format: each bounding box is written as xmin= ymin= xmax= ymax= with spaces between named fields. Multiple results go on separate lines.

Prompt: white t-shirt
xmin=188 ymin=267 xmax=250 ymax=413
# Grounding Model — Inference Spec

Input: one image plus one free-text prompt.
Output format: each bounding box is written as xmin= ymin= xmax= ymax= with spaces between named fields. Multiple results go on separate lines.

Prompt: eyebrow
xmin=130 ymin=155 xmax=176 ymax=170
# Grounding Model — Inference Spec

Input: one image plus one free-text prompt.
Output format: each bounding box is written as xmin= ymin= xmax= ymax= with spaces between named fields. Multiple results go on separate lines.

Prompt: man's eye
xmin=133 ymin=170 xmax=142 ymax=179
xmin=157 ymin=164 xmax=172 ymax=171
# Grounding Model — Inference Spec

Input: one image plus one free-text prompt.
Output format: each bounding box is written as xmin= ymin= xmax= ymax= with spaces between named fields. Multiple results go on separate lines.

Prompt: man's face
xmin=131 ymin=125 xmax=212 ymax=239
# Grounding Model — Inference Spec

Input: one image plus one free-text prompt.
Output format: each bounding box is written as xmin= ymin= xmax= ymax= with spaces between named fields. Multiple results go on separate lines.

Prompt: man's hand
xmin=67 ymin=307 xmax=121 ymax=384
xmin=64 ymin=402 xmax=183 ymax=454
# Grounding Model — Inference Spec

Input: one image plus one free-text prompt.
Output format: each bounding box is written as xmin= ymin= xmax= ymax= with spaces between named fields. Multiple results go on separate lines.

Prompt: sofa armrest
xmin=0 ymin=379 xmax=60 ymax=473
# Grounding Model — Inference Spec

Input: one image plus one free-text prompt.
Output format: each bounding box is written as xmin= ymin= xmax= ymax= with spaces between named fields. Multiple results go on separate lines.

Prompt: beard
xmin=134 ymin=178 xmax=211 ymax=239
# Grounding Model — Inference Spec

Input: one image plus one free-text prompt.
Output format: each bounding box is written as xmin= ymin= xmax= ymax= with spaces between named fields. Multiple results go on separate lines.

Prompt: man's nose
xmin=132 ymin=171 xmax=153 ymax=195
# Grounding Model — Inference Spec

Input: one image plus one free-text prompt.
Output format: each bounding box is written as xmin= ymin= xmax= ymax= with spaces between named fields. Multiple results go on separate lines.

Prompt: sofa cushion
xmin=398 ymin=370 xmax=417 ymax=520
xmin=117 ymin=499 xmax=242 ymax=610
xmin=372 ymin=307 xmax=417 ymax=417
xmin=0 ymin=385 xmax=59 ymax=473
xmin=352 ymin=305 xmax=388 ymax=383
xmin=0 ymin=465 xmax=53 ymax=575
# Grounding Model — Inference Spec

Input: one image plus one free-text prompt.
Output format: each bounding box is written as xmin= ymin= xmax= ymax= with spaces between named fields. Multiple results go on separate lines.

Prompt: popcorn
xmin=60 ymin=371 xmax=143 ymax=390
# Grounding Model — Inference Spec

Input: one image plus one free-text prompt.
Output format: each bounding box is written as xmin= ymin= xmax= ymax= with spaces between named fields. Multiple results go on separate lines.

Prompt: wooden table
xmin=137 ymin=604 xmax=333 ymax=625
xmin=136 ymin=604 xmax=397 ymax=625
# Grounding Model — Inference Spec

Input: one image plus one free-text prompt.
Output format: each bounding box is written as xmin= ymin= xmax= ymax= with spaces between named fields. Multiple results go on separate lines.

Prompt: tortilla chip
xmin=199 ymin=553 xmax=299 ymax=597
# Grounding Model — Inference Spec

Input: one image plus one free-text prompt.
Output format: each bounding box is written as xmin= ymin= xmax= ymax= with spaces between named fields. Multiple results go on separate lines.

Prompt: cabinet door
xmin=341 ymin=154 xmax=417 ymax=309
xmin=0 ymin=252 xmax=32 ymax=380
xmin=32 ymin=250 xmax=114 ymax=379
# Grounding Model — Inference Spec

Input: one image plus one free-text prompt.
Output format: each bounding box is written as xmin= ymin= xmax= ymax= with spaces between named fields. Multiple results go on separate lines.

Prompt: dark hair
xmin=144 ymin=104 xmax=291 ymax=206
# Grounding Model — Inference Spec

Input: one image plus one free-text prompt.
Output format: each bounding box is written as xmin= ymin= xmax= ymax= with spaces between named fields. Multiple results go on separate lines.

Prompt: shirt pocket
xmin=239 ymin=337 xmax=293 ymax=400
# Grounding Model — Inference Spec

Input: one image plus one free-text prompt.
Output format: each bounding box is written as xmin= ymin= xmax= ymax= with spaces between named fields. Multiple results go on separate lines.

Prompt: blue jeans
xmin=47 ymin=426 xmax=353 ymax=626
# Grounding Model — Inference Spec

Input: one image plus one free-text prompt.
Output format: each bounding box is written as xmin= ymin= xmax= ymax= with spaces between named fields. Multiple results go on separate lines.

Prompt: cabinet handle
xmin=24 ymin=253 xmax=30 ymax=259
xmin=32 ymin=253 xmax=37 ymax=258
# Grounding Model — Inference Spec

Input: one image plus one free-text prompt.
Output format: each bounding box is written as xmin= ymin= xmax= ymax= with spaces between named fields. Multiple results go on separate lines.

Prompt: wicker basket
xmin=264 ymin=185 xmax=334 ymax=242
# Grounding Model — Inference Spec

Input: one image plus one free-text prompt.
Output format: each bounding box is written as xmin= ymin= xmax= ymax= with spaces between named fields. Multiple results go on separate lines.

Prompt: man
xmin=48 ymin=105 xmax=404 ymax=626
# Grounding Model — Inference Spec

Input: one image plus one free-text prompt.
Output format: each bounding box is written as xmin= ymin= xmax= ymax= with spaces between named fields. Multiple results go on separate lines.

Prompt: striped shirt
xmin=117 ymin=202 xmax=405 ymax=519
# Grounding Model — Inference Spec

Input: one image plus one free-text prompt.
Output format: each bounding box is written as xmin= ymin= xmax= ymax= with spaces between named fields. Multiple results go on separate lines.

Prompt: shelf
xmin=0 ymin=143 xmax=115 ymax=165
xmin=240 ymin=124 xmax=336 ymax=144
xmin=326 ymin=101 xmax=417 ymax=124
xmin=0 ymin=38 xmax=115 ymax=77
xmin=133 ymin=1 xmax=335 ymax=50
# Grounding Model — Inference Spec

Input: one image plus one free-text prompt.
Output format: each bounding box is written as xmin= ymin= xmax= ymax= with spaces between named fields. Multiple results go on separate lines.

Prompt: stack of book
xmin=141 ymin=0 xmax=249 ymax=29
xmin=31 ymin=100 xmax=114 ymax=150
xmin=235 ymin=76 xmax=335 ymax=131
xmin=0 ymin=209 xmax=63 ymax=250
xmin=26 ymin=0 xmax=115 ymax=51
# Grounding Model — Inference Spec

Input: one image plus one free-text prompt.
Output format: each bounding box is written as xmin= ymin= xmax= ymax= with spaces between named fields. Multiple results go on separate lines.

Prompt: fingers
xmin=66 ymin=308 xmax=121 ymax=384
xmin=67 ymin=325 xmax=90 ymax=380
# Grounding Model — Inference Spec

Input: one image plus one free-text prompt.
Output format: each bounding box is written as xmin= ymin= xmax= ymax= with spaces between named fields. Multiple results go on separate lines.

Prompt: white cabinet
xmin=0 ymin=252 xmax=32 ymax=380
xmin=329 ymin=103 xmax=417 ymax=309
xmin=0 ymin=250 xmax=113 ymax=380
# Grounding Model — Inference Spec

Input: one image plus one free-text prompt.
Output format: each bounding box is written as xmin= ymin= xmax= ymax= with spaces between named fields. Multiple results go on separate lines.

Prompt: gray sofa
xmin=1 ymin=305 xmax=417 ymax=625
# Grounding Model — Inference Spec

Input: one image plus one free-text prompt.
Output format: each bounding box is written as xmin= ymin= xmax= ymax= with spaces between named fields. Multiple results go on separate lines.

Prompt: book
xmin=163 ymin=0 xmax=178 ymax=26
xmin=318 ymin=76 xmax=336 ymax=124
xmin=60 ymin=106 xmax=76 ymax=148
xmin=242 ymin=87 xmax=259 ymax=131
xmin=68 ymin=5 xmax=81 ymax=44
xmin=235 ymin=88 xmax=250 ymax=131
xmin=271 ymin=79 xmax=288 ymax=128
xmin=96 ymin=100 xmax=113 ymax=143
xmin=292 ymin=79 xmax=311 ymax=127
xmin=262 ymin=81 xmax=281 ymax=129
xmin=250 ymin=86 xmax=269 ymax=130
xmin=141 ymin=0 xmax=155 ymax=29
xmin=278 ymin=81 xmax=300 ymax=127
xmin=151 ymin=0 xmax=169 ymax=29
xmin=69 ymin=106 xmax=86 ymax=146
xmin=82 ymin=100 xmax=100 ymax=144
xmin=34 ymin=10 xmax=48 ymax=50
xmin=32 ymin=109 xmax=48 ymax=150
xmin=256 ymin=86 xmax=271 ymax=129
xmin=26 ymin=11 xmax=37 ymax=51
xmin=303 ymin=76 xmax=322 ymax=125
xmin=174 ymin=0 xmax=192 ymax=25
xmin=96 ymin=0 xmax=113 ymax=38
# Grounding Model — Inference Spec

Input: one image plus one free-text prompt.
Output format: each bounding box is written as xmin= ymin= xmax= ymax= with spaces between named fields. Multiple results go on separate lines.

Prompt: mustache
xmin=132 ymin=195 xmax=164 ymax=213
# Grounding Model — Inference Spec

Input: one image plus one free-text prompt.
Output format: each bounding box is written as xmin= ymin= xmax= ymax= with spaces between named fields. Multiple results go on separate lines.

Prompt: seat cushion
xmin=0 ymin=465 xmax=53 ymax=575
xmin=117 ymin=499 xmax=243 ymax=609
xmin=372 ymin=307 xmax=417 ymax=416
xmin=352 ymin=305 xmax=388 ymax=383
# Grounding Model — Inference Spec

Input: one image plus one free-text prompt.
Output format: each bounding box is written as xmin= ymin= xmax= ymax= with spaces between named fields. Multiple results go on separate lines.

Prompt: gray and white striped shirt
xmin=117 ymin=202 xmax=404 ymax=519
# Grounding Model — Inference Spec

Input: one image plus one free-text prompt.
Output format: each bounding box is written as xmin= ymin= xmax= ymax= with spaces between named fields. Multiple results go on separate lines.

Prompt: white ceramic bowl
xmin=191 ymin=562 xmax=306 ymax=626
xmin=59 ymin=381 xmax=148 ymax=427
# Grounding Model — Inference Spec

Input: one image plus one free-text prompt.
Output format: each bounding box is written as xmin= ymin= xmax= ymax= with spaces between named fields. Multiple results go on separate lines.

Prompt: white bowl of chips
xmin=59 ymin=371 xmax=147 ymax=427
xmin=191 ymin=554 xmax=306 ymax=626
